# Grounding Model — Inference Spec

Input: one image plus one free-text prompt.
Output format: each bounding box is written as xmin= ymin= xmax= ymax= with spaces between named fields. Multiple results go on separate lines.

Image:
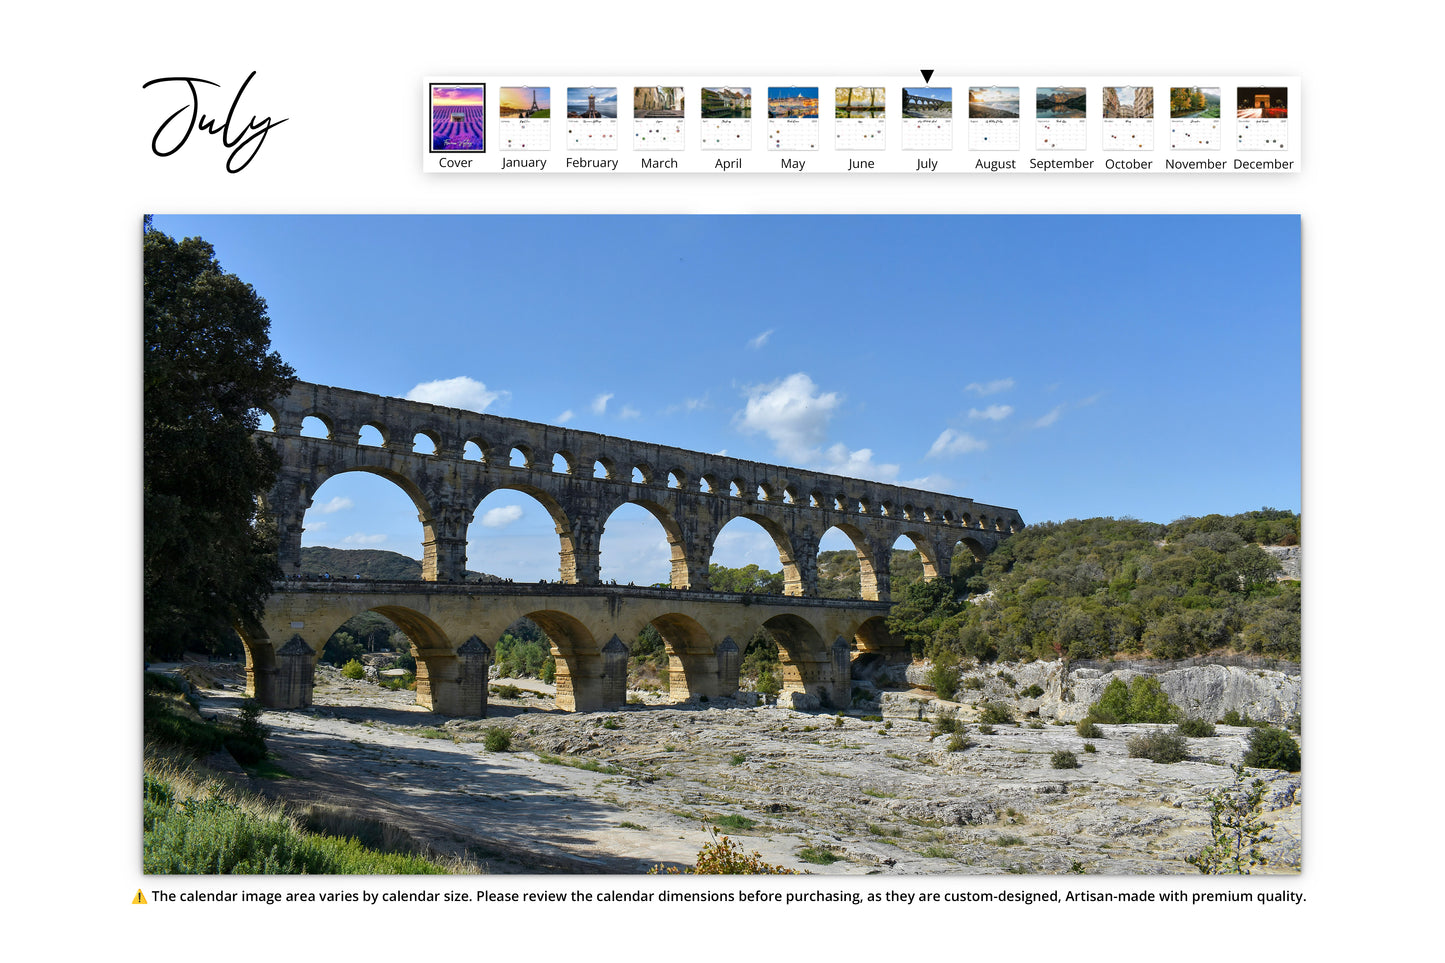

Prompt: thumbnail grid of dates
xmin=430 ymin=84 xmax=1289 ymax=153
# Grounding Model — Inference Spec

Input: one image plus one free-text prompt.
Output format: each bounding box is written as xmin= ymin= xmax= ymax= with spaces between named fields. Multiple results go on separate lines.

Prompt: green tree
xmin=144 ymin=225 xmax=295 ymax=660
xmin=1186 ymin=764 xmax=1272 ymax=874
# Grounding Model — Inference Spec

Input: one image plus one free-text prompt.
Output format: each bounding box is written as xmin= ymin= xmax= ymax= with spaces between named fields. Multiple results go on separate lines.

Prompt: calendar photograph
xmin=500 ymin=87 xmax=550 ymax=119
xmin=634 ymin=86 xmax=684 ymax=117
xmin=143 ymin=214 xmax=1301 ymax=879
xmin=968 ymin=87 xmax=1020 ymax=118
xmin=1103 ymin=86 xmax=1153 ymax=118
xmin=768 ymin=86 xmax=819 ymax=117
xmin=836 ymin=86 xmax=885 ymax=118
xmin=1036 ymin=87 xmax=1086 ymax=118
xmin=1237 ymin=87 xmax=1287 ymax=118
xmin=902 ymin=87 xmax=952 ymax=118
xmin=429 ymin=84 xmax=486 ymax=152
xmin=1170 ymin=86 xmax=1220 ymax=118
xmin=702 ymin=86 xmax=751 ymax=117
xmin=567 ymin=87 xmax=618 ymax=118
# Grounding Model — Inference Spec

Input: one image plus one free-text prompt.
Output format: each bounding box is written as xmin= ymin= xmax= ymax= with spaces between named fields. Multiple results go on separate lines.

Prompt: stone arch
xmin=471 ymin=484 xmax=579 ymax=582
xmin=761 ymin=614 xmax=847 ymax=708
xmin=521 ymin=609 xmax=595 ymax=711
xmin=412 ymin=429 xmax=439 ymax=454
xmin=956 ymin=536 xmax=990 ymax=562
xmin=358 ymin=423 xmax=387 ymax=447
xmin=300 ymin=414 xmax=332 ymax=439
xmin=900 ymin=530 xmax=944 ymax=581
xmin=646 ymin=612 xmax=722 ymax=702
xmin=816 ymin=523 xmax=878 ymax=601
xmin=464 ymin=437 xmax=490 ymax=462
xmin=666 ymin=468 xmax=686 ymax=490
xmin=709 ymin=513 xmax=804 ymax=597
xmin=552 ymin=451 xmax=576 ymax=474
xmin=298 ymin=465 xmax=438 ymax=574
xmin=508 ymin=444 xmax=533 ymax=468
xmin=599 ymin=498 xmax=688 ymax=588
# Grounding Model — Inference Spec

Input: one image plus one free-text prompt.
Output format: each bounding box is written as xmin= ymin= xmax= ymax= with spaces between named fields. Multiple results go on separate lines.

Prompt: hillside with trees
xmin=298 ymin=547 xmax=500 ymax=582
xmin=888 ymin=509 xmax=1300 ymax=664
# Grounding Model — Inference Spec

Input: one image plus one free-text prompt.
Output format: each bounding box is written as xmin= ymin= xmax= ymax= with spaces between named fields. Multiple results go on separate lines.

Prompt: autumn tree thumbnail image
xmin=1170 ymin=87 xmax=1220 ymax=118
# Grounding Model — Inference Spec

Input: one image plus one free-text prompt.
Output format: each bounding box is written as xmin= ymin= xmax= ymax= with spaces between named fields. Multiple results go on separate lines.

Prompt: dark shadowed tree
xmin=144 ymin=225 xmax=295 ymax=660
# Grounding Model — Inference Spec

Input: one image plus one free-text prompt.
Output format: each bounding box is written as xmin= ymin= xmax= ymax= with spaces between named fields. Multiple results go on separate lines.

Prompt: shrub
xmin=1076 ymin=718 xmax=1103 ymax=738
xmin=729 ymin=753 xmax=746 ymax=766
xmin=1220 ymin=709 xmax=1256 ymax=727
xmin=1186 ymin=764 xmax=1272 ymax=874
xmin=977 ymin=724 xmax=995 ymax=735
xmin=341 ymin=660 xmax=365 ymax=680
xmin=932 ymin=708 xmax=960 ymax=736
xmin=755 ymin=669 xmax=781 ymax=696
xmin=1083 ymin=742 xmax=1096 ymax=753
xmin=1126 ymin=729 xmax=1188 ymax=763
xmin=798 ymin=846 xmax=840 ymax=865
xmin=1242 ymin=726 xmax=1300 ymax=772
xmin=979 ymin=702 xmax=1014 ymax=725
xmin=540 ymin=658 xmax=556 ymax=685
xmin=1026 ymin=721 xmax=1044 ymax=730
xmin=1021 ymin=684 xmax=1044 ymax=698
xmin=927 ymin=652 xmax=961 ymax=702
xmin=998 ymin=672 xmax=1017 ymax=688
xmin=1089 ymin=677 xmax=1178 ymax=724
xmin=945 ymin=733 xmax=972 ymax=752
xmin=962 ymin=677 xmax=986 ymax=691
xmin=492 ymin=684 xmax=522 ymax=699
xmin=1051 ymin=750 xmax=1080 ymax=769
xmin=600 ymin=717 xmax=622 ymax=730
xmin=482 ymin=728 xmax=511 ymax=752
xmin=1177 ymin=718 xmax=1217 ymax=738
xmin=650 ymin=833 xmax=797 ymax=875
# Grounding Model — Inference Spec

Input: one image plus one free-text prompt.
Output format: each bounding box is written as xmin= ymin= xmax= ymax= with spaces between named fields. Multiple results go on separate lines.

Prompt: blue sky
xmin=151 ymin=215 xmax=1300 ymax=584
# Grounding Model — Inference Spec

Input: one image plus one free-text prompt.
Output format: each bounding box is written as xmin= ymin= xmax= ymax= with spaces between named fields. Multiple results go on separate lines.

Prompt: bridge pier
xmin=414 ymin=637 xmax=492 ymax=715
xmin=246 ymin=635 xmax=316 ymax=709
xmin=777 ymin=637 xmax=852 ymax=709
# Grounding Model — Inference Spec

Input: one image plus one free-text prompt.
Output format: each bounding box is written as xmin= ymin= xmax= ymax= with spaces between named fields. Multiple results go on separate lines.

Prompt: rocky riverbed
xmin=175 ymin=662 xmax=1302 ymax=875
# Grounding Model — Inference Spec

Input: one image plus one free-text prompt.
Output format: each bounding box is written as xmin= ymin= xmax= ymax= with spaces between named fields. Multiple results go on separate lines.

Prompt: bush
xmin=978 ymin=702 xmax=1014 ymax=725
xmin=932 ymin=708 xmax=960 ymax=736
xmin=945 ymin=733 xmax=972 ymax=752
xmin=1076 ymin=718 xmax=1103 ymax=738
xmin=977 ymin=724 xmax=995 ymax=735
xmin=927 ymin=652 xmax=961 ymax=702
xmin=962 ymin=677 xmax=986 ymax=691
xmin=1021 ymin=684 xmax=1044 ymax=698
xmin=492 ymin=684 xmax=522 ymax=699
xmin=1083 ymin=742 xmax=1096 ymax=753
xmin=1177 ymin=718 xmax=1217 ymax=738
xmin=1051 ymin=750 xmax=1080 ymax=769
xmin=1242 ymin=726 xmax=1300 ymax=772
xmin=541 ymin=657 xmax=556 ymax=685
xmin=1186 ymin=764 xmax=1272 ymax=874
xmin=341 ymin=660 xmax=365 ymax=680
xmin=1089 ymin=677 xmax=1178 ymax=724
xmin=755 ymin=668 xmax=781 ymax=696
xmin=482 ymin=728 xmax=511 ymax=752
xmin=1126 ymin=729 xmax=1188 ymax=763
xmin=1220 ymin=708 xmax=1259 ymax=727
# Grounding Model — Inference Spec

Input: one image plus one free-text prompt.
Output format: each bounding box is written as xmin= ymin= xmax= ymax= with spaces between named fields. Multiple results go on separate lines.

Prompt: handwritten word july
xmin=142 ymin=71 xmax=287 ymax=173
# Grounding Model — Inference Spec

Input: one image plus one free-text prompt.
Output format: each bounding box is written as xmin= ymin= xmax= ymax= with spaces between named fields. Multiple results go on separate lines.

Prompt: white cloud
xmin=556 ymin=409 xmax=574 ymax=424
xmin=591 ymin=392 xmax=614 ymax=414
xmin=927 ymin=429 xmax=987 ymax=458
xmin=342 ymin=533 xmax=388 ymax=545
xmin=734 ymin=372 xmax=842 ymax=460
xmin=406 ymin=376 xmax=508 ymax=412
xmin=747 ymin=329 xmax=774 ymax=350
xmin=968 ymin=404 xmax=1013 ymax=421
xmin=899 ymin=474 xmax=957 ymax=492
xmin=314 ymin=496 xmax=353 ymax=514
xmin=307 ymin=521 xmax=327 ymax=532
xmin=965 ymin=378 xmax=1015 ymax=396
xmin=619 ymin=405 xmax=641 ymax=420
xmin=821 ymin=443 xmax=899 ymax=482
xmin=481 ymin=505 xmax=525 ymax=528
xmin=1034 ymin=405 xmax=1066 ymax=428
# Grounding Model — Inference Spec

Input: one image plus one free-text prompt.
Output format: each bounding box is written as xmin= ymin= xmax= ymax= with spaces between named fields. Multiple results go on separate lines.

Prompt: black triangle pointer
xmin=921 ymin=69 xmax=934 ymax=83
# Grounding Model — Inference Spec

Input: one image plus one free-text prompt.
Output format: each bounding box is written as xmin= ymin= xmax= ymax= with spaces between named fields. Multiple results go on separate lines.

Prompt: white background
xmin=2 ymin=1 xmax=1436 ymax=956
